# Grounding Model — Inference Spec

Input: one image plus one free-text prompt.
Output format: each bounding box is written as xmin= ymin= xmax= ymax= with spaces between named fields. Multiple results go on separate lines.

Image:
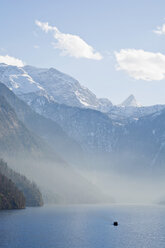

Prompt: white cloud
xmin=115 ymin=49 xmax=165 ymax=81
xmin=153 ymin=24 xmax=165 ymax=35
xmin=35 ymin=20 xmax=103 ymax=60
xmin=0 ymin=55 xmax=24 ymax=67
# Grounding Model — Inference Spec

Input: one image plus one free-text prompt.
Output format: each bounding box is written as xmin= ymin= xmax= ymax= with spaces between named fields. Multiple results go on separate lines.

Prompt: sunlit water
xmin=0 ymin=205 xmax=165 ymax=248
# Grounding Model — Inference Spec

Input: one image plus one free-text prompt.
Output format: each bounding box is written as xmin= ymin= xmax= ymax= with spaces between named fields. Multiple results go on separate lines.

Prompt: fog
xmin=78 ymin=168 xmax=165 ymax=204
xmin=3 ymin=153 xmax=112 ymax=204
xmin=3 ymin=151 xmax=165 ymax=206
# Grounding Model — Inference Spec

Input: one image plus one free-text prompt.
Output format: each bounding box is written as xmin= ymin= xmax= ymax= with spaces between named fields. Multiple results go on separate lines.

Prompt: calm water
xmin=0 ymin=205 xmax=165 ymax=248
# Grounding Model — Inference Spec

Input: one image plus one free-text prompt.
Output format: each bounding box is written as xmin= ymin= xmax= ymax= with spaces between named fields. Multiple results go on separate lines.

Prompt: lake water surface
xmin=0 ymin=205 xmax=165 ymax=248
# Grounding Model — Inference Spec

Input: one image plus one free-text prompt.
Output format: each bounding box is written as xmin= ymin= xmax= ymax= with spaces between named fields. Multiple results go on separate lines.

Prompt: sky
xmin=1 ymin=0 xmax=165 ymax=105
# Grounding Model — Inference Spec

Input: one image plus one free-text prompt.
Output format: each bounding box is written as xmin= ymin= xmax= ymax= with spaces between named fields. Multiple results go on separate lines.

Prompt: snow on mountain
xmin=0 ymin=63 xmax=44 ymax=95
xmin=0 ymin=63 xmax=112 ymax=112
xmin=107 ymin=95 xmax=165 ymax=122
xmin=98 ymin=98 xmax=113 ymax=112
xmin=23 ymin=65 xmax=112 ymax=111
xmin=0 ymin=63 xmax=165 ymax=123
xmin=107 ymin=104 xmax=165 ymax=123
xmin=19 ymin=91 xmax=55 ymax=115
xmin=119 ymin=94 xmax=141 ymax=107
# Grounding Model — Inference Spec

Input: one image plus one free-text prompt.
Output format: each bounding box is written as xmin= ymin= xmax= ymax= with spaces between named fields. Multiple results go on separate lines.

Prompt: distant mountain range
xmin=0 ymin=63 xmax=164 ymax=121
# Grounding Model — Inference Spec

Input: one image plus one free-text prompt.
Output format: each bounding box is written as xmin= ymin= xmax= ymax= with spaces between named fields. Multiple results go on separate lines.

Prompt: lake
xmin=0 ymin=205 xmax=165 ymax=248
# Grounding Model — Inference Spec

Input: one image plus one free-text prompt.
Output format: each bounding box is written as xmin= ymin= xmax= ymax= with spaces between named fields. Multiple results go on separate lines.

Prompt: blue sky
xmin=1 ymin=0 xmax=165 ymax=105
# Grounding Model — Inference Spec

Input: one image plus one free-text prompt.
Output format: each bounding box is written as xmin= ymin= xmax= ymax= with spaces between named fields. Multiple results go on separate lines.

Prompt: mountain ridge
xmin=0 ymin=87 xmax=111 ymax=204
xmin=0 ymin=82 xmax=83 ymax=165
xmin=0 ymin=63 xmax=113 ymax=112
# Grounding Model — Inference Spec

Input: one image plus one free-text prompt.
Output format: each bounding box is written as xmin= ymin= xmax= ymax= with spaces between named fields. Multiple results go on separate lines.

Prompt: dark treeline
xmin=0 ymin=173 xmax=25 ymax=210
xmin=0 ymin=159 xmax=43 ymax=207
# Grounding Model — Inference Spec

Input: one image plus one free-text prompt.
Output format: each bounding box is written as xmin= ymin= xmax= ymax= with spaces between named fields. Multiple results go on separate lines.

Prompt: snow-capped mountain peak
xmin=23 ymin=65 xmax=113 ymax=111
xmin=0 ymin=63 xmax=113 ymax=112
xmin=0 ymin=63 xmax=44 ymax=95
xmin=120 ymin=94 xmax=141 ymax=107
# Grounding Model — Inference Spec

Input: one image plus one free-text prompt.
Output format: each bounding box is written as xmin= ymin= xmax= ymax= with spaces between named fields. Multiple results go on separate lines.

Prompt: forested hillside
xmin=0 ymin=173 xmax=25 ymax=210
xmin=0 ymin=159 xmax=43 ymax=207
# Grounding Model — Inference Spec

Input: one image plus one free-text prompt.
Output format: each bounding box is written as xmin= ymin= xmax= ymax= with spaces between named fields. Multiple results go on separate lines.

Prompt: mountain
xmin=1 ymin=63 xmax=165 ymax=123
xmin=0 ymin=65 xmax=118 ymax=155
xmin=0 ymin=63 xmax=112 ymax=112
xmin=0 ymin=159 xmax=43 ymax=207
xmin=1 ymin=63 xmax=165 ymax=174
xmin=0 ymin=94 xmax=46 ymax=157
xmin=0 ymin=87 xmax=111 ymax=204
xmin=0 ymin=173 xmax=25 ymax=210
xmin=27 ymin=86 xmax=165 ymax=177
xmin=113 ymin=107 xmax=165 ymax=175
xmin=1 ymin=63 xmax=165 ymax=203
xmin=107 ymin=104 xmax=165 ymax=123
xmin=1 ymin=63 xmax=165 ymax=159
xmin=0 ymin=82 xmax=83 ymax=165
xmin=120 ymin=94 xmax=141 ymax=107
xmin=0 ymin=63 xmax=160 ymax=158
xmin=18 ymin=85 xmax=165 ymax=167
xmin=23 ymin=95 xmax=119 ymax=154
xmin=0 ymin=85 xmax=74 ymax=172
xmin=0 ymin=63 xmax=43 ymax=95
xmin=24 ymin=65 xmax=113 ymax=112
xmin=2 ymin=62 xmax=165 ymax=121
xmin=106 ymin=95 xmax=165 ymax=123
